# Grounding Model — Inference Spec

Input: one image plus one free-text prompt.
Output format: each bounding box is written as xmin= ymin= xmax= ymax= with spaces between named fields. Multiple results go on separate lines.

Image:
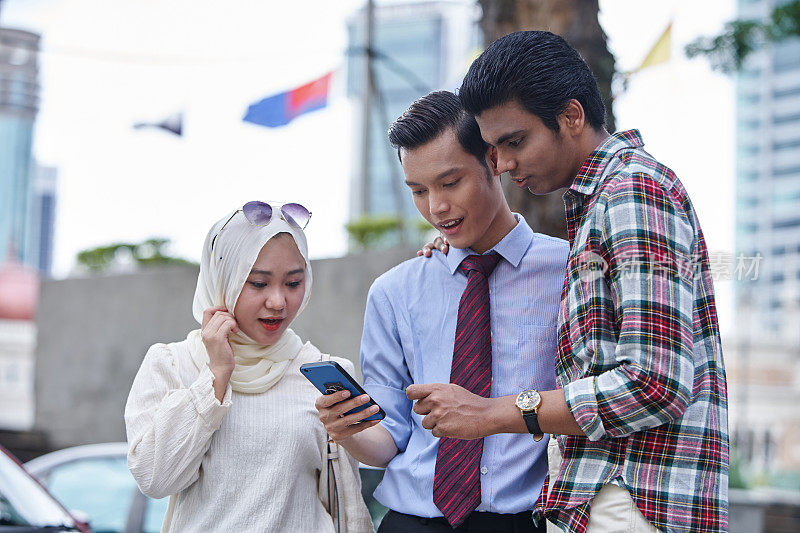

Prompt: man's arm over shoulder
xmin=564 ymin=172 xmax=696 ymax=441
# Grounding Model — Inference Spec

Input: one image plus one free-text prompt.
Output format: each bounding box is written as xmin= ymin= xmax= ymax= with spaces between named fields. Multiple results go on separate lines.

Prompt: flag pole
xmin=359 ymin=0 xmax=375 ymax=215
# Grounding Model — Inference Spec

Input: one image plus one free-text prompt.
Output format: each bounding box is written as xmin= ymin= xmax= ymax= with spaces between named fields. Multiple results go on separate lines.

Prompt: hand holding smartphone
xmin=301 ymin=361 xmax=385 ymax=422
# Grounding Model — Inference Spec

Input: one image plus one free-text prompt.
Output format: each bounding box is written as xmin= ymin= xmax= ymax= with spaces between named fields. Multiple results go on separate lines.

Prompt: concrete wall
xmin=729 ymin=489 xmax=800 ymax=533
xmin=33 ymin=249 xmax=414 ymax=450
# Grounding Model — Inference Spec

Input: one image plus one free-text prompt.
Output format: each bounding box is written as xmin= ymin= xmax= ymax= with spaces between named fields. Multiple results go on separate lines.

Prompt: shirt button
xmin=480 ymin=466 xmax=488 ymax=475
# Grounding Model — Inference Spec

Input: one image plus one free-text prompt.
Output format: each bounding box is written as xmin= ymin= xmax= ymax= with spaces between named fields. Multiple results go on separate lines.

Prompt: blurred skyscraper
xmin=346 ymin=1 xmax=481 ymax=225
xmin=28 ymin=163 xmax=57 ymax=276
xmin=734 ymin=0 xmax=800 ymax=345
xmin=730 ymin=0 xmax=800 ymax=480
xmin=0 ymin=27 xmax=42 ymax=439
xmin=0 ymin=27 xmax=40 ymax=269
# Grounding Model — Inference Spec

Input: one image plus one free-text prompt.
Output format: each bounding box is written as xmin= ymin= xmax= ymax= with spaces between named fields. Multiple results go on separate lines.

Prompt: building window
xmin=774 ymin=39 xmax=800 ymax=72
xmin=774 ymin=165 xmax=800 ymax=179
xmin=771 ymin=272 xmax=785 ymax=283
xmin=738 ymin=222 xmax=758 ymax=234
xmin=739 ymin=171 xmax=759 ymax=182
xmin=773 ymin=217 xmax=800 ymax=230
xmin=738 ymin=92 xmax=761 ymax=105
xmin=738 ymin=197 xmax=758 ymax=210
xmin=738 ymin=118 xmax=760 ymax=131
xmin=774 ymin=111 xmax=800 ymax=125
xmin=740 ymin=67 xmax=762 ymax=80
xmin=738 ymin=144 xmax=760 ymax=156
xmin=774 ymin=138 xmax=800 ymax=151
xmin=774 ymin=86 xmax=800 ymax=99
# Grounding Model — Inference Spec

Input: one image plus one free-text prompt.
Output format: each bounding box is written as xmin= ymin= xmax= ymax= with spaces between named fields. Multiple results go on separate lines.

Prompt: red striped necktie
xmin=433 ymin=252 xmax=501 ymax=528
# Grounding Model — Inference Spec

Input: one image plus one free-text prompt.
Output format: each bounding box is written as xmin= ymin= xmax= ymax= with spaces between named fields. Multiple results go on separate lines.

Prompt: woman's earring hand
xmin=201 ymin=306 xmax=238 ymax=400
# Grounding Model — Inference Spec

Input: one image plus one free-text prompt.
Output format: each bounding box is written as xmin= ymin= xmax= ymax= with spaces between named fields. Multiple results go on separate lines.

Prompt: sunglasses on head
xmin=211 ymin=201 xmax=312 ymax=252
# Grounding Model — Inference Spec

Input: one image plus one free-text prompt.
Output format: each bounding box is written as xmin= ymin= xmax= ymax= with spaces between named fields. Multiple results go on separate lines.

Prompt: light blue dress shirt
xmin=360 ymin=215 xmax=569 ymax=517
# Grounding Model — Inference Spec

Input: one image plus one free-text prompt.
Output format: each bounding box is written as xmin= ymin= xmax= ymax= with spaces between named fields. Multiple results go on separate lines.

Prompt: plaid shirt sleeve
xmin=563 ymin=173 xmax=697 ymax=441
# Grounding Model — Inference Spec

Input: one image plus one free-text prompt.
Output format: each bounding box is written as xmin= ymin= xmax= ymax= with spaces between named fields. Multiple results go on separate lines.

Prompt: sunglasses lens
xmin=243 ymin=201 xmax=272 ymax=225
xmin=281 ymin=203 xmax=311 ymax=229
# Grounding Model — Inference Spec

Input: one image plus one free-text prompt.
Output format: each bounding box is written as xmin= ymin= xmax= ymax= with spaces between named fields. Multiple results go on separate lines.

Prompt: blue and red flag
xmin=243 ymin=72 xmax=332 ymax=128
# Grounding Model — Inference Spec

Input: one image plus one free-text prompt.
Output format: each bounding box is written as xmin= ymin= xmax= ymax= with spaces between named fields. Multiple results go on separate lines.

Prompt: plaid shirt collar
xmin=569 ymin=129 xmax=644 ymax=197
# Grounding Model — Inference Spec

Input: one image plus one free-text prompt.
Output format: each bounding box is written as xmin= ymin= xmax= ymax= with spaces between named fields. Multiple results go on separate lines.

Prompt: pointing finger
xmin=406 ymin=383 xmax=435 ymax=400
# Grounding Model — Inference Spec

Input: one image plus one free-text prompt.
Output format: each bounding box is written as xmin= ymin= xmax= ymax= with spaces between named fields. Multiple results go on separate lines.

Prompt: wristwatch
xmin=515 ymin=389 xmax=544 ymax=441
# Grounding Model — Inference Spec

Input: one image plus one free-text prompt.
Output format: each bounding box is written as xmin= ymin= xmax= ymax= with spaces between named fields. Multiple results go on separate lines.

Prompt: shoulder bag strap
xmin=320 ymin=351 xmax=342 ymax=533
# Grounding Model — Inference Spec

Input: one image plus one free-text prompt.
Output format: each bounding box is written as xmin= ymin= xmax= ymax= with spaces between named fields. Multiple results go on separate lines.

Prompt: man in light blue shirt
xmin=315 ymin=91 xmax=567 ymax=532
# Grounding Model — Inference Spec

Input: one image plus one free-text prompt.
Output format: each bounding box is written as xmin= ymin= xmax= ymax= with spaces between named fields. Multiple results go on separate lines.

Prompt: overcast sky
xmin=2 ymin=0 xmax=736 ymax=330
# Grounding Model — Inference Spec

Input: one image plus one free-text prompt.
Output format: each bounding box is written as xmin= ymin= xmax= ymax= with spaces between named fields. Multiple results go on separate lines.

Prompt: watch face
xmin=516 ymin=390 xmax=541 ymax=411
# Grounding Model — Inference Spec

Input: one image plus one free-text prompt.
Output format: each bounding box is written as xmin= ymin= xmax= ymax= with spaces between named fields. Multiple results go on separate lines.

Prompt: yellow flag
xmin=637 ymin=22 xmax=671 ymax=71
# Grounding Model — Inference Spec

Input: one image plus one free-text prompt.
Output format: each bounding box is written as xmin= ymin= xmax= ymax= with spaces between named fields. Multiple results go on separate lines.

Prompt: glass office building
xmin=729 ymin=0 xmax=800 ymax=476
xmin=346 ymin=1 xmax=481 ymax=224
xmin=735 ymin=0 xmax=800 ymax=345
xmin=0 ymin=28 xmax=39 ymax=268
xmin=28 ymin=163 xmax=57 ymax=276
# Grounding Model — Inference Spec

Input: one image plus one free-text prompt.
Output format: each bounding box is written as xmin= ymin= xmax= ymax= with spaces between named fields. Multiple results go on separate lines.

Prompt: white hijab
xmin=187 ymin=206 xmax=313 ymax=393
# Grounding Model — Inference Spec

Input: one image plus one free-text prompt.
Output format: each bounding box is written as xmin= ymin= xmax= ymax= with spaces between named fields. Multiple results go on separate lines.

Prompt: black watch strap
xmin=522 ymin=411 xmax=544 ymax=441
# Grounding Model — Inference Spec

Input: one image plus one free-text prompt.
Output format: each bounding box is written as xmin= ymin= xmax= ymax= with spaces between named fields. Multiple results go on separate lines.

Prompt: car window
xmin=142 ymin=496 xmax=169 ymax=533
xmin=43 ymin=456 xmax=136 ymax=533
xmin=0 ymin=451 xmax=75 ymax=528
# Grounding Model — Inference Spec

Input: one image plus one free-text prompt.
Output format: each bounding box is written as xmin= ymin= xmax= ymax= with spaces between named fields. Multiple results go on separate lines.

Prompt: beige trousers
xmin=545 ymin=438 xmax=661 ymax=533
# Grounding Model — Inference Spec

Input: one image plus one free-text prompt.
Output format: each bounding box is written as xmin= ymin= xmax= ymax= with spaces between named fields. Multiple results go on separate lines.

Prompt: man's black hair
xmin=459 ymin=31 xmax=606 ymax=132
xmin=388 ymin=90 xmax=489 ymax=168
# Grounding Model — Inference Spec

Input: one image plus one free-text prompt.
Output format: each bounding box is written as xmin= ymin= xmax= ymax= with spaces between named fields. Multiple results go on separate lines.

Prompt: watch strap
xmin=522 ymin=410 xmax=544 ymax=441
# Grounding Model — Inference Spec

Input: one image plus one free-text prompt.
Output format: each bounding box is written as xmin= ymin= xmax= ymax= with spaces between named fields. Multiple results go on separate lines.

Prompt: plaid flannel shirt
xmin=538 ymin=130 xmax=729 ymax=533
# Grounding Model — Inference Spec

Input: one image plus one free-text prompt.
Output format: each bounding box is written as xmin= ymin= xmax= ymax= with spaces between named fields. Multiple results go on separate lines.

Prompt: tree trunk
xmin=477 ymin=0 xmax=616 ymax=239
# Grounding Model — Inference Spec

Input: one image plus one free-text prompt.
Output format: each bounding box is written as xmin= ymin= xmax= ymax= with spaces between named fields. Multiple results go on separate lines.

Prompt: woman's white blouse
xmin=125 ymin=339 xmax=365 ymax=532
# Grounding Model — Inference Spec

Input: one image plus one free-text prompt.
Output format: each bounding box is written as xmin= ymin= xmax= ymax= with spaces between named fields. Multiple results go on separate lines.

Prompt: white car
xmin=0 ymin=445 xmax=88 ymax=532
xmin=25 ymin=443 xmax=167 ymax=533
xmin=26 ymin=442 xmax=388 ymax=532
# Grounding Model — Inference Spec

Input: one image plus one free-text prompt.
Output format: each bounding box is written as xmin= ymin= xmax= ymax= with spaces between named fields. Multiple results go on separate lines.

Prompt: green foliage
xmin=685 ymin=20 xmax=761 ymax=73
xmin=686 ymin=1 xmax=800 ymax=73
xmin=345 ymin=215 xmax=402 ymax=249
xmin=728 ymin=454 xmax=800 ymax=491
xmin=414 ymin=218 xmax=434 ymax=234
xmin=729 ymin=456 xmax=749 ymax=489
xmin=771 ymin=1 xmax=800 ymax=39
xmin=345 ymin=215 xmax=434 ymax=250
xmin=76 ymin=237 xmax=196 ymax=272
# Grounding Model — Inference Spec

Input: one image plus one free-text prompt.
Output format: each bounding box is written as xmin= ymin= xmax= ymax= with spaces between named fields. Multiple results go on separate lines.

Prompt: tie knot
xmin=459 ymin=252 xmax=501 ymax=278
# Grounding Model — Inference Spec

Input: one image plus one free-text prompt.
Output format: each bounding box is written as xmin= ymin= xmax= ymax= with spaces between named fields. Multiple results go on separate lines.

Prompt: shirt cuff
xmin=189 ymin=365 xmax=232 ymax=430
xmin=362 ymin=382 xmax=412 ymax=451
xmin=563 ymin=376 xmax=606 ymax=441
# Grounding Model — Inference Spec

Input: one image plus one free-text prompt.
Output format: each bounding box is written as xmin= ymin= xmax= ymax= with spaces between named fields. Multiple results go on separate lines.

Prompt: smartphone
xmin=300 ymin=361 xmax=385 ymax=422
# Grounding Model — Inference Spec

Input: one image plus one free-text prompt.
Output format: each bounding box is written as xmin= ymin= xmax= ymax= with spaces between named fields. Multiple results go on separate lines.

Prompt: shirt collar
xmin=569 ymin=129 xmax=644 ymax=197
xmin=445 ymin=213 xmax=533 ymax=275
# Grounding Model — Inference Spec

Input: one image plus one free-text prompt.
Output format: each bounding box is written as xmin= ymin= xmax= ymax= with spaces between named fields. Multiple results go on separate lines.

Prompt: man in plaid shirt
xmin=413 ymin=31 xmax=728 ymax=532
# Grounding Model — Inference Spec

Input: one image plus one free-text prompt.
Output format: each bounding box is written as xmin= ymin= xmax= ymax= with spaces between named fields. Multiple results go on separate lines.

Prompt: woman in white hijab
xmin=124 ymin=202 xmax=374 ymax=533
